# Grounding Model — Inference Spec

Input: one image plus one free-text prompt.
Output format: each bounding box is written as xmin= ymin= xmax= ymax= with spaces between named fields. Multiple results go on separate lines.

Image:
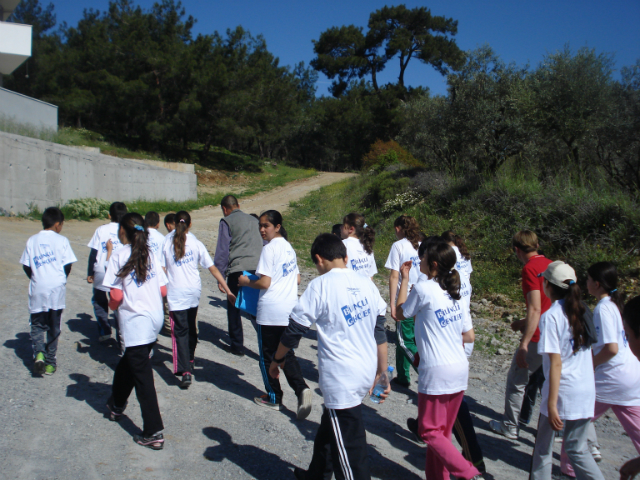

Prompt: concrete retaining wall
xmin=0 ymin=87 xmax=58 ymax=131
xmin=0 ymin=131 xmax=197 ymax=214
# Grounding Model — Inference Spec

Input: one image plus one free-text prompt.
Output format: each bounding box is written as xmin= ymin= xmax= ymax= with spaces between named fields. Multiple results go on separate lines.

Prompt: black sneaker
xmin=391 ymin=377 xmax=411 ymax=388
xmin=293 ymin=467 xmax=307 ymax=480
xmin=180 ymin=373 xmax=192 ymax=389
xmin=133 ymin=432 xmax=164 ymax=450
xmin=221 ymin=344 xmax=245 ymax=357
xmin=106 ymin=396 xmax=126 ymax=422
xmin=406 ymin=417 xmax=426 ymax=446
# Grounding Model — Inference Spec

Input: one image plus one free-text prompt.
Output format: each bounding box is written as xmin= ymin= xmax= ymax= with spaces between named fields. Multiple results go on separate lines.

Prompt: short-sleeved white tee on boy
xmin=255 ymin=237 xmax=299 ymax=326
xmin=87 ymin=223 xmax=123 ymax=292
xmin=290 ymin=268 xmax=387 ymax=410
xmin=147 ymin=228 xmax=166 ymax=267
xmin=103 ymin=246 xmax=168 ymax=348
xmin=162 ymin=231 xmax=214 ymax=311
xmin=343 ymin=237 xmax=377 ymax=278
xmin=20 ymin=230 xmax=78 ymax=314
xmin=385 ymin=238 xmax=421 ymax=298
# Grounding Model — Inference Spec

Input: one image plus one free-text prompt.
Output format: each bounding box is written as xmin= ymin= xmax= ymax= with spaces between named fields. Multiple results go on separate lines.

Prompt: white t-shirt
xmin=255 ymin=237 xmax=299 ymax=326
xmin=385 ymin=238 xmax=421 ymax=300
xmin=162 ymin=231 xmax=214 ymax=311
xmin=453 ymin=246 xmax=473 ymax=281
xmin=402 ymin=276 xmax=469 ymax=395
xmin=593 ymin=296 xmax=640 ymax=406
xmin=452 ymin=246 xmax=474 ymax=357
xmin=538 ymin=300 xmax=595 ymax=420
xmin=290 ymin=268 xmax=387 ymax=409
xmin=147 ymin=228 xmax=166 ymax=267
xmin=20 ymin=230 xmax=78 ymax=314
xmin=343 ymin=237 xmax=378 ymax=278
xmin=87 ymin=223 xmax=123 ymax=292
xmin=103 ymin=245 xmax=167 ymax=348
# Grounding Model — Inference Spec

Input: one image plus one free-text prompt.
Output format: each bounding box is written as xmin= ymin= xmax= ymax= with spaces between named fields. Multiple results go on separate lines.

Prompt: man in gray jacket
xmin=214 ymin=195 xmax=263 ymax=356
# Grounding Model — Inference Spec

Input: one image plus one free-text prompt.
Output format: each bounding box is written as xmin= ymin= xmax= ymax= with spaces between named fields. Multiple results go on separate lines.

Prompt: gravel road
xmin=0 ymin=173 xmax=634 ymax=479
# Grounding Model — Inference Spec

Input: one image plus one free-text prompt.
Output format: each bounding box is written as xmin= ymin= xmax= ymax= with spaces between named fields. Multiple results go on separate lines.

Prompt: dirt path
xmin=0 ymin=171 xmax=634 ymax=480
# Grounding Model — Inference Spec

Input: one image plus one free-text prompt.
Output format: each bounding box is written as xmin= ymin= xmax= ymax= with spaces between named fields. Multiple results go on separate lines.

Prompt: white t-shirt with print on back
xmin=402 ymin=276 xmax=469 ymax=395
xmin=103 ymin=245 xmax=167 ymax=348
xmin=87 ymin=223 xmax=123 ymax=292
xmin=162 ymin=231 xmax=214 ymax=311
xmin=452 ymin=246 xmax=474 ymax=357
xmin=385 ymin=238 xmax=421 ymax=299
xmin=255 ymin=237 xmax=299 ymax=326
xmin=290 ymin=268 xmax=387 ymax=410
xmin=593 ymin=296 xmax=640 ymax=406
xmin=147 ymin=228 xmax=166 ymax=267
xmin=20 ymin=230 xmax=78 ymax=314
xmin=343 ymin=237 xmax=378 ymax=278
xmin=538 ymin=300 xmax=595 ymax=420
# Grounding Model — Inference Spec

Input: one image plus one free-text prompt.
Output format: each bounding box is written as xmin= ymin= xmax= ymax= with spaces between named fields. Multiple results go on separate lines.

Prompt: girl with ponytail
xmin=395 ymin=238 xmax=479 ymax=480
xmin=385 ymin=215 xmax=422 ymax=387
xmin=341 ymin=213 xmax=377 ymax=279
xmin=531 ymin=261 xmax=604 ymax=480
xmin=162 ymin=211 xmax=235 ymax=389
xmin=102 ymin=213 xmax=168 ymax=450
xmin=238 ymin=210 xmax=312 ymax=418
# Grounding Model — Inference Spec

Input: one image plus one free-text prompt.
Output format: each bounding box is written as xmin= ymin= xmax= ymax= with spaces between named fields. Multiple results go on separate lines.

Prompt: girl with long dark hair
xmin=341 ymin=213 xmax=377 ymax=279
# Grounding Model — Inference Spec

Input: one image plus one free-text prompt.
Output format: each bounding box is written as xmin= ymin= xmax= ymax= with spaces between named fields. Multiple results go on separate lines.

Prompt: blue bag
xmin=235 ymin=271 xmax=259 ymax=316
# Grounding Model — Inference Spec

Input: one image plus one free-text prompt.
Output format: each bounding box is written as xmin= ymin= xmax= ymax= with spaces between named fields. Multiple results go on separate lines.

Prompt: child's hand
xmin=238 ymin=275 xmax=250 ymax=287
xmin=226 ymin=292 xmax=237 ymax=305
xmin=412 ymin=351 xmax=421 ymax=369
xmin=619 ymin=456 xmax=640 ymax=480
xmin=547 ymin=406 xmax=564 ymax=431
xmin=269 ymin=361 xmax=282 ymax=379
xmin=399 ymin=261 xmax=412 ymax=280
xmin=87 ymin=276 xmax=94 ymax=284
xmin=369 ymin=374 xmax=391 ymax=403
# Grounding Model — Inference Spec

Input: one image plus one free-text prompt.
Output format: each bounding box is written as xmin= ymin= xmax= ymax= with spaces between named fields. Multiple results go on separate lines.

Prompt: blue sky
xmin=52 ymin=0 xmax=640 ymax=97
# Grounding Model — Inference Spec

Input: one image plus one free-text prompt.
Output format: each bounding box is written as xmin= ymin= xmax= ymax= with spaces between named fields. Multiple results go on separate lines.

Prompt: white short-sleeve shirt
xmin=20 ymin=230 xmax=78 ymax=314
xmin=401 ymin=276 xmax=469 ymax=395
xmin=290 ymin=268 xmax=387 ymax=410
xmin=343 ymin=237 xmax=378 ymax=278
xmin=255 ymin=237 xmax=299 ymax=326
xmin=103 ymin=245 xmax=168 ymax=348
xmin=452 ymin=246 xmax=474 ymax=356
xmin=538 ymin=300 xmax=595 ymax=420
xmin=385 ymin=238 xmax=421 ymax=299
xmin=593 ymin=296 xmax=640 ymax=406
xmin=162 ymin=231 xmax=214 ymax=311
xmin=87 ymin=223 xmax=123 ymax=291
xmin=147 ymin=228 xmax=166 ymax=267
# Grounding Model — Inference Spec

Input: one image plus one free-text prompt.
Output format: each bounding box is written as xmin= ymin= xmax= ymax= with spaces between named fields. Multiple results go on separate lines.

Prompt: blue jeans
xmin=30 ymin=309 xmax=62 ymax=367
xmin=92 ymin=289 xmax=112 ymax=337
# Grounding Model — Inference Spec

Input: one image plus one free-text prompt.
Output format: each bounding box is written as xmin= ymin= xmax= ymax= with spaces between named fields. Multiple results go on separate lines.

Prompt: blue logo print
xmin=282 ymin=259 xmax=297 ymax=277
xmin=411 ymin=255 xmax=420 ymax=268
xmin=434 ymin=303 xmax=462 ymax=328
xmin=33 ymin=250 xmax=56 ymax=269
xmin=340 ymin=298 xmax=371 ymax=327
xmin=175 ymin=249 xmax=194 ymax=267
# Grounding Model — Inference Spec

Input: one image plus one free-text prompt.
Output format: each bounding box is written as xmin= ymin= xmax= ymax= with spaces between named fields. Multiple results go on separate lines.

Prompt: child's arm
xmin=593 ymin=343 xmax=618 ymax=367
xmin=87 ymin=248 xmax=97 ymax=283
xmin=161 ymin=285 xmax=167 ymax=297
xmin=370 ymin=314 xmax=391 ymax=403
xmin=23 ymin=265 xmax=32 ymax=279
xmin=64 ymin=264 xmax=72 ymax=278
xmin=207 ymin=265 xmax=236 ymax=302
xmin=395 ymin=261 xmax=413 ymax=321
xmin=269 ymin=318 xmax=309 ymax=379
xmin=108 ymin=288 xmax=123 ymax=311
xmin=238 ymin=274 xmax=271 ymax=290
xmin=462 ymin=328 xmax=475 ymax=344
xmin=388 ymin=270 xmax=399 ymax=320
xmin=297 ymin=274 xmax=301 ymax=286
xmin=547 ymin=352 xmax=564 ymax=431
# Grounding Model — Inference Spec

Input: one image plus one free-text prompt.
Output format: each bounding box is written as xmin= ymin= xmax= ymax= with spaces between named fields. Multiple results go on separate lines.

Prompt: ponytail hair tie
xmin=610 ymin=289 xmax=617 ymax=293
xmin=179 ymin=219 xmax=186 ymax=223
xmin=134 ymin=225 xmax=144 ymax=231
xmin=569 ymin=280 xmax=575 ymax=285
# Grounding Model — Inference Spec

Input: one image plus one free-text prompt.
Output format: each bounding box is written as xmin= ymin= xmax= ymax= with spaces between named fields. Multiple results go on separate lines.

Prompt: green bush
xmin=63 ymin=198 xmax=112 ymax=219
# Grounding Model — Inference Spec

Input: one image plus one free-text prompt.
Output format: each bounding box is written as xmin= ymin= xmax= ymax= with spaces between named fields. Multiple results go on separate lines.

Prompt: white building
xmin=0 ymin=0 xmax=32 ymax=75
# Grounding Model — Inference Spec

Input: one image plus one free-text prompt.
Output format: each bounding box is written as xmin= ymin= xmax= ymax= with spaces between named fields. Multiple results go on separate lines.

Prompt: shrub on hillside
xmin=362 ymin=140 xmax=422 ymax=172
xmin=64 ymin=198 xmax=111 ymax=219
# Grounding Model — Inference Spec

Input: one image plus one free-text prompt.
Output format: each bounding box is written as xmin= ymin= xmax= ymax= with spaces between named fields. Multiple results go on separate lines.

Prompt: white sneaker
xmin=297 ymin=388 xmax=312 ymax=420
xmin=489 ymin=419 xmax=518 ymax=440
xmin=590 ymin=444 xmax=602 ymax=463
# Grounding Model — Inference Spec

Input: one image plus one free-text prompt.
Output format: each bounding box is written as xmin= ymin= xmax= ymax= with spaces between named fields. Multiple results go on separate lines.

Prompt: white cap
xmin=539 ymin=260 xmax=577 ymax=289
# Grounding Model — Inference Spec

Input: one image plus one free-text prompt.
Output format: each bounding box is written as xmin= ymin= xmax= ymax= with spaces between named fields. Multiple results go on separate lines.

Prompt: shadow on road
xmin=67 ymin=313 xmax=121 ymax=371
xmin=3 ymin=331 xmax=36 ymax=375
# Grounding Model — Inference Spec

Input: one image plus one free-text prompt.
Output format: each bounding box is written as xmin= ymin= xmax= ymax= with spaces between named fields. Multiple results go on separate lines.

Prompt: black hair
xmin=442 ymin=230 xmax=470 ymax=260
xmin=331 ymin=224 xmax=343 ymax=237
xmin=343 ymin=213 xmax=375 ymax=255
xmin=623 ymin=296 xmax=640 ymax=339
xmin=394 ymin=215 xmax=421 ymax=250
xmin=587 ymin=262 xmax=624 ymax=314
xmin=418 ymin=236 xmax=444 ymax=258
xmin=546 ymin=279 xmax=587 ymax=353
xmin=145 ymin=211 xmax=160 ymax=228
xmin=117 ymin=213 xmax=150 ymax=283
xmin=420 ymin=238 xmax=461 ymax=300
xmin=221 ymin=195 xmax=239 ymax=209
xmin=260 ymin=210 xmax=287 ymax=241
xmin=173 ymin=211 xmax=191 ymax=260
xmin=164 ymin=213 xmax=175 ymax=227
xmin=250 ymin=213 xmax=259 ymax=219
xmin=109 ymin=202 xmax=128 ymax=223
xmin=310 ymin=233 xmax=347 ymax=264
xmin=42 ymin=207 xmax=64 ymax=229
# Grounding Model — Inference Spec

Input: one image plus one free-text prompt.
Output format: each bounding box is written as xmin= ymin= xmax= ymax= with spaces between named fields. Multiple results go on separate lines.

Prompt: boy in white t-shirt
xmin=87 ymin=202 xmax=127 ymax=344
xmin=269 ymin=233 xmax=389 ymax=480
xmin=144 ymin=211 xmax=166 ymax=267
xmin=20 ymin=207 xmax=77 ymax=375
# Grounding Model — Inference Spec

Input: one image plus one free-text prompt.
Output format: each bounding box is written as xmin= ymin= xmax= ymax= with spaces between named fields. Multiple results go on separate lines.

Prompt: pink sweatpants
xmin=418 ymin=392 xmax=480 ymax=480
xmin=561 ymin=401 xmax=640 ymax=476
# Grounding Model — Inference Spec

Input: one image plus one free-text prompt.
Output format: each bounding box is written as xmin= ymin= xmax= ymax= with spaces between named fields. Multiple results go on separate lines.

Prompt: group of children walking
xmin=18 ymin=202 xmax=640 ymax=480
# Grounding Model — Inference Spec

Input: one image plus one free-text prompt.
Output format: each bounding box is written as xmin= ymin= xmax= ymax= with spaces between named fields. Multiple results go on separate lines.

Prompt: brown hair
xmin=512 ymin=230 xmax=539 ymax=254
xmin=173 ymin=211 xmax=191 ymax=261
xmin=623 ymin=296 xmax=640 ymax=339
xmin=547 ymin=280 xmax=587 ymax=353
xmin=418 ymin=238 xmax=461 ymax=300
xmin=441 ymin=230 xmax=470 ymax=260
xmin=343 ymin=213 xmax=375 ymax=255
xmin=394 ymin=215 xmax=421 ymax=250
xmin=587 ymin=262 xmax=624 ymax=314
xmin=117 ymin=213 xmax=151 ymax=283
